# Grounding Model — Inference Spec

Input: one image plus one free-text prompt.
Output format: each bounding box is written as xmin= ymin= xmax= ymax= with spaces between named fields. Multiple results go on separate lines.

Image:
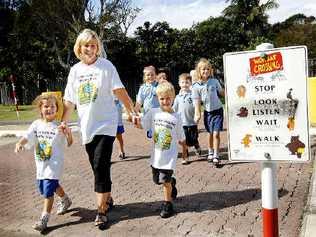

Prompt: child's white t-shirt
xmin=64 ymin=58 xmax=124 ymax=144
xmin=24 ymin=119 xmax=66 ymax=180
xmin=141 ymin=108 xmax=185 ymax=170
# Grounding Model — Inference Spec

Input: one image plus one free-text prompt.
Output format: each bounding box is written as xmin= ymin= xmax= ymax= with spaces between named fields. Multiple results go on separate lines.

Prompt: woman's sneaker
xmin=32 ymin=216 xmax=48 ymax=232
xmin=56 ymin=196 xmax=72 ymax=215
xmin=160 ymin=201 xmax=174 ymax=218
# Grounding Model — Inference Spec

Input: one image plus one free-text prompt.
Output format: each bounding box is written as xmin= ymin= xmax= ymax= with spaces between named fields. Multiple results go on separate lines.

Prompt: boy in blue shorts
xmin=192 ymin=58 xmax=225 ymax=164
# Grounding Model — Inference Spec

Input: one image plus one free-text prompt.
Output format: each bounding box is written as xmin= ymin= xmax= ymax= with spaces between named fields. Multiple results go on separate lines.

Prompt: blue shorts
xmin=204 ymin=108 xmax=223 ymax=133
xmin=37 ymin=179 xmax=59 ymax=198
xmin=117 ymin=125 xmax=125 ymax=134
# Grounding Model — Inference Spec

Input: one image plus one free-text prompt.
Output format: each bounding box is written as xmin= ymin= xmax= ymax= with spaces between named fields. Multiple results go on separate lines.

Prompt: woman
xmin=61 ymin=29 xmax=134 ymax=228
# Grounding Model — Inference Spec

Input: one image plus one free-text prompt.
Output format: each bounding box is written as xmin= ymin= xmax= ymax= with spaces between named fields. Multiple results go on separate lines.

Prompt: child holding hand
xmin=134 ymin=82 xmax=185 ymax=218
xmin=15 ymin=94 xmax=73 ymax=232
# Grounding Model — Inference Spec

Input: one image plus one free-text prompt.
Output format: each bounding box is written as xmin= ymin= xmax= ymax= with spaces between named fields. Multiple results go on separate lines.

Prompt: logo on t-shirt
xmin=154 ymin=127 xmax=172 ymax=150
xmin=78 ymin=81 xmax=98 ymax=105
xmin=36 ymin=140 xmax=52 ymax=161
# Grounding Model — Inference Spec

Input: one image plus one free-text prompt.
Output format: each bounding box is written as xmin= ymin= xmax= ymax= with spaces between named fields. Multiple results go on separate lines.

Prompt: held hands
xmin=14 ymin=142 xmax=24 ymax=153
xmin=132 ymin=114 xmax=142 ymax=128
xmin=58 ymin=121 xmax=70 ymax=135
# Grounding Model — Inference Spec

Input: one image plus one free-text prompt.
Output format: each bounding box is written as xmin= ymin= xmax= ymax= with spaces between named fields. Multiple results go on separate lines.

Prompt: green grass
xmin=0 ymin=105 xmax=78 ymax=122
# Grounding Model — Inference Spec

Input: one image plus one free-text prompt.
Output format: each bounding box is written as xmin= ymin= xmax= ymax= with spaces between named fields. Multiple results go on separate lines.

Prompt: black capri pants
xmin=85 ymin=135 xmax=115 ymax=193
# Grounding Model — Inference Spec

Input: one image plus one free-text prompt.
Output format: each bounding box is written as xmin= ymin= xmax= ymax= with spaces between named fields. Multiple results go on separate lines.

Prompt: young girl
xmin=15 ymin=94 xmax=73 ymax=232
xmin=134 ymin=65 xmax=160 ymax=138
xmin=192 ymin=58 xmax=225 ymax=164
xmin=62 ymin=28 xmax=135 ymax=229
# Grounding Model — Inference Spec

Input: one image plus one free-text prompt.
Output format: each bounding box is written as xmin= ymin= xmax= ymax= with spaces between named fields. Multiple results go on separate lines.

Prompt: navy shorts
xmin=117 ymin=125 xmax=125 ymax=134
xmin=151 ymin=166 xmax=173 ymax=185
xmin=183 ymin=125 xmax=199 ymax=147
xmin=204 ymin=108 xmax=224 ymax=133
xmin=37 ymin=179 xmax=59 ymax=198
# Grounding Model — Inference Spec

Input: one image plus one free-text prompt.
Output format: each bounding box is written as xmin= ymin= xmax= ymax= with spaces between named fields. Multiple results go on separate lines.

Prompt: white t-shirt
xmin=141 ymin=108 xmax=185 ymax=170
xmin=24 ymin=119 xmax=66 ymax=180
xmin=64 ymin=58 xmax=124 ymax=144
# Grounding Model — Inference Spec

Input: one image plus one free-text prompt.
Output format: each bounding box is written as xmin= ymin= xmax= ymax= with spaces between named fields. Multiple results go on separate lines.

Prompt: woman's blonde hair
xmin=73 ymin=29 xmax=102 ymax=60
xmin=32 ymin=94 xmax=58 ymax=118
xmin=156 ymin=82 xmax=175 ymax=98
xmin=195 ymin=58 xmax=214 ymax=81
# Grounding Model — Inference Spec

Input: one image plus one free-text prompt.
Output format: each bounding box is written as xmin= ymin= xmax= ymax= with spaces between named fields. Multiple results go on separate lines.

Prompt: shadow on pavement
xmin=42 ymin=188 xmax=288 ymax=233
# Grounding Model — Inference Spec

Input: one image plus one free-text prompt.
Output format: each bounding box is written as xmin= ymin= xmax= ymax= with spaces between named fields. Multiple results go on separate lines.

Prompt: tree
xmin=223 ymin=0 xmax=278 ymax=46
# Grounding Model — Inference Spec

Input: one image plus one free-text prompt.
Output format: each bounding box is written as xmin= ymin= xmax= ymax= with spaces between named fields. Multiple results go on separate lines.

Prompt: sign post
xmin=224 ymin=44 xmax=310 ymax=237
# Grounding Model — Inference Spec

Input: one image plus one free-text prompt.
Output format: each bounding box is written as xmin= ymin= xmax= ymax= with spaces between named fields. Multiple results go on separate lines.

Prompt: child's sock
xmin=208 ymin=148 xmax=214 ymax=155
xmin=213 ymin=150 xmax=219 ymax=158
xmin=60 ymin=193 xmax=68 ymax=201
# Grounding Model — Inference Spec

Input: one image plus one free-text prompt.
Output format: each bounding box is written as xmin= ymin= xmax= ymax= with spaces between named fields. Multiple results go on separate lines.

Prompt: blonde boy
xmin=134 ymin=82 xmax=185 ymax=218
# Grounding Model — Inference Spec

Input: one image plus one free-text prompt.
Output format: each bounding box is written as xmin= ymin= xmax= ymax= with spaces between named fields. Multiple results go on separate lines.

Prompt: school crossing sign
xmin=224 ymin=46 xmax=310 ymax=162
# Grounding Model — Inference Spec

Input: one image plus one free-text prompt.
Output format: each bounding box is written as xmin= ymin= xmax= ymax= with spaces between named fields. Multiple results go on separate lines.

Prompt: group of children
xmin=14 ymin=29 xmax=225 ymax=231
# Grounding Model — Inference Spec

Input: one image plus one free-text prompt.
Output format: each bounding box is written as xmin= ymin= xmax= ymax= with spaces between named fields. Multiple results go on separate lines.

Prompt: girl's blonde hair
xmin=156 ymin=82 xmax=175 ymax=98
xmin=195 ymin=58 xmax=214 ymax=81
xmin=143 ymin=65 xmax=156 ymax=83
xmin=73 ymin=29 xmax=102 ymax=60
xmin=32 ymin=94 xmax=58 ymax=118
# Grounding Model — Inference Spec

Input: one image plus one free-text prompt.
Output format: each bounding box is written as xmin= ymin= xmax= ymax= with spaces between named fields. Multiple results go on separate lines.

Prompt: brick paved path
xmin=0 ymin=123 xmax=313 ymax=237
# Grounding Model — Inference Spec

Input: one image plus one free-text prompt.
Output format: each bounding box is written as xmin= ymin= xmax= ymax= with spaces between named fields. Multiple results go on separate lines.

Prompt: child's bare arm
xmin=194 ymin=100 xmax=201 ymax=123
xmin=64 ymin=126 xmax=73 ymax=147
xmin=15 ymin=137 xmax=28 ymax=153
xmin=134 ymin=102 xmax=142 ymax=114
xmin=219 ymin=88 xmax=225 ymax=97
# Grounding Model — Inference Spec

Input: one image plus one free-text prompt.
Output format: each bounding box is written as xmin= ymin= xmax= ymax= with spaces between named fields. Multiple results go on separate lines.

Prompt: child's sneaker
xmin=160 ymin=201 xmax=174 ymax=218
xmin=212 ymin=156 xmax=220 ymax=164
xmin=32 ymin=216 xmax=48 ymax=232
xmin=119 ymin=152 xmax=126 ymax=160
xmin=94 ymin=212 xmax=108 ymax=230
xmin=171 ymin=177 xmax=177 ymax=200
xmin=181 ymin=159 xmax=190 ymax=165
xmin=56 ymin=195 xmax=72 ymax=215
xmin=207 ymin=154 xmax=213 ymax=163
